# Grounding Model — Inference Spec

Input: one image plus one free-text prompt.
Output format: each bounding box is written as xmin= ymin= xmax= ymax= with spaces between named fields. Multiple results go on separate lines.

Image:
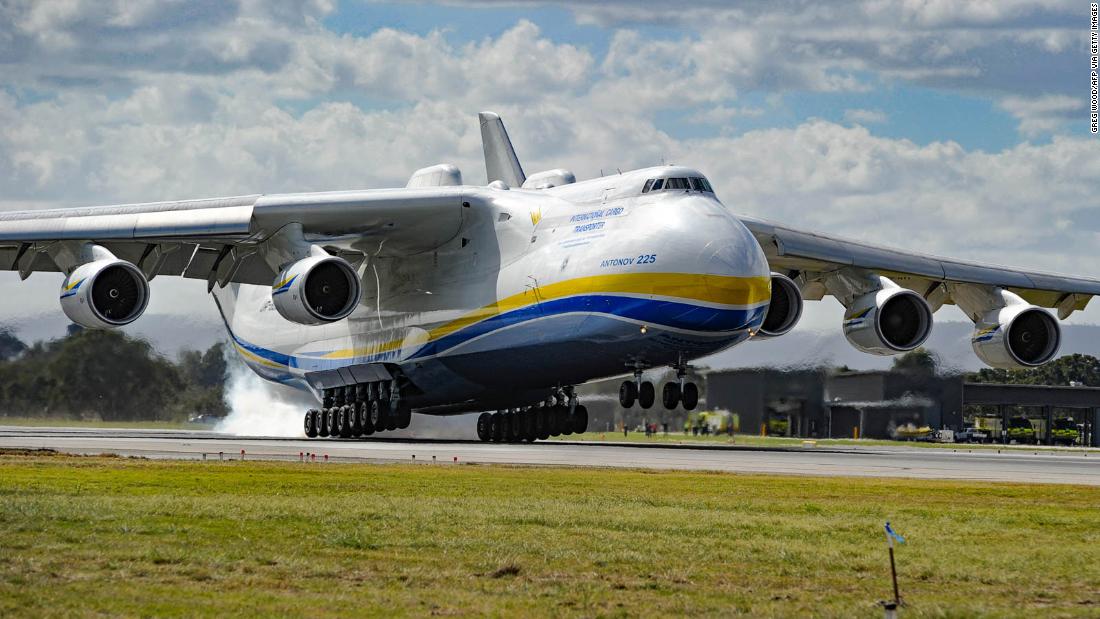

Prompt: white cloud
xmin=998 ymin=94 xmax=1084 ymax=137
xmin=2 ymin=0 xmax=1099 ymax=351
xmin=843 ymin=108 xmax=888 ymax=125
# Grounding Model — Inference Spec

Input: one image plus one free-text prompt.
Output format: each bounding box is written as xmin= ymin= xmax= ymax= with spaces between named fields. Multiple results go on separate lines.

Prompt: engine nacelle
xmin=271 ymin=255 xmax=361 ymax=325
xmin=521 ymin=169 xmax=576 ymax=189
xmin=843 ymin=287 xmax=933 ymax=355
xmin=755 ymin=273 xmax=803 ymax=339
xmin=972 ymin=305 xmax=1061 ymax=369
xmin=60 ymin=259 xmax=150 ymax=328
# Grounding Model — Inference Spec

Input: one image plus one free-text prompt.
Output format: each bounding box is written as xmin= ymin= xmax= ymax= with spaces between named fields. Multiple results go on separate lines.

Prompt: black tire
xmin=638 ymin=381 xmax=655 ymax=409
xmin=547 ymin=406 xmax=561 ymax=437
xmin=682 ymin=382 xmax=699 ymax=410
xmin=327 ymin=408 xmax=339 ymax=437
xmin=490 ymin=412 xmax=503 ymax=442
xmin=376 ymin=381 xmax=389 ymax=401
xmin=338 ymin=406 xmax=353 ymax=438
xmin=619 ymin=381 xmax=637 ymax=408
xmin=318 ymin=408 xmax=330 ymax=437
xmin=370 ymin=400 xmax=385 ymax=433
xmin=557 ymin=406 xmax=573 ymax=436
xmin=523 ymin=410 xmax=537 ymax=442
xmin=304 ymin=409 xmax=318 ymax=438
xmin=535 ymin=408 xmax=550 ymax=441
xmin=350 ymin=403 xmax=363 ymax=437
xmin=570 ymin=404 xmax=589 ymax=435
xmin=476 ymin=413 xmax=491 ymax=441
xmin=662 ymin=382 xmax=681 ymax=410
xmin=385 ymin=401 xmax=399 ymax=431
xmin=395 ymin=403 xmax=412 ymax=429
xmin=500 ymin=413 xmax=514 ymax=442
xmin=360 ymin=402 xmax=375 ymax=435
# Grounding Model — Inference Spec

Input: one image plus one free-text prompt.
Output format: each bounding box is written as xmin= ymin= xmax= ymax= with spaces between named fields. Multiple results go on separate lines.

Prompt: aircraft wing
xmin=0 ymin=187 xmax=469 ymax=286
xmin=740 ymin=214 xmax=1100 ymax=318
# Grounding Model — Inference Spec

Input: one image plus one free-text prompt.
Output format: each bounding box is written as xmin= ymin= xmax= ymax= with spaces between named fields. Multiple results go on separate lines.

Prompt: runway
xmin=1 ymin=425 xmax=1098 ymax=485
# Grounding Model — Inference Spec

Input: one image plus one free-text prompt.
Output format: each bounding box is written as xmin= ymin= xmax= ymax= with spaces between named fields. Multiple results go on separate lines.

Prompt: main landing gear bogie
xmin=476 ymin=403 xmax=588 ymax=443
xmin=304 ymin=380 xmax=411 ymax=440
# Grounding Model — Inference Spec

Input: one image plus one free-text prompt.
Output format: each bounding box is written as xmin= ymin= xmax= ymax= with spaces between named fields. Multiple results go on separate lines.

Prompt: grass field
xmin=1 ymin=453 xmax=1097 ymax=617
xmin=0 ymin=417 xmax=204 ymax=430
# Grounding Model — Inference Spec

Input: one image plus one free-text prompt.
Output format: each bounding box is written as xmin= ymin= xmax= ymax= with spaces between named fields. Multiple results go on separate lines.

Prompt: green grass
xmin=554 ymin=431 xmax=1100 ymax=453
xmin=0 ymin=417 xmax=206 ymax=430
xmin=0 ymin=454 xmax=1097 ymax=617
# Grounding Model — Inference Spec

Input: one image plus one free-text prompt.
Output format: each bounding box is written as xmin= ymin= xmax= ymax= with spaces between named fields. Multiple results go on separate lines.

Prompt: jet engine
xmin=271 ymin=255 xmax=361 ymax=325
xmin=843 ymin=287 xmax=933 ymax=355
xmin=60 ymin=259 xmax=150 ymax=328
xmin=755 ymin=273 xmax=803 ymax=339
xmin=972 ymin=305 xmax=1060 ymax=369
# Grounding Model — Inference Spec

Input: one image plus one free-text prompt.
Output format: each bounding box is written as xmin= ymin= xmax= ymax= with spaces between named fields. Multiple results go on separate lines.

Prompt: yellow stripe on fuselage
xmin=234 ymin=342 xmax=287 ymax=369
xmin=317 ymin=273 xmax=770 ymax=360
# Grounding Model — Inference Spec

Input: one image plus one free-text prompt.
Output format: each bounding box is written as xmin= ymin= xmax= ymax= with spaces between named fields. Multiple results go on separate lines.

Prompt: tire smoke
xmin=215 ymin=365 xmax=316 ymax=437
xmin=215 ymin=362 xmax=480 ymax=440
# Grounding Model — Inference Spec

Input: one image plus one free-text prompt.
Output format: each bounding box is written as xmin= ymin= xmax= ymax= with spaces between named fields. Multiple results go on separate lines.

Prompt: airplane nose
xmin=696 ymin=218 xmax=772 ymax=310
xmin=699 ymin=224 xmax=770 ymax=279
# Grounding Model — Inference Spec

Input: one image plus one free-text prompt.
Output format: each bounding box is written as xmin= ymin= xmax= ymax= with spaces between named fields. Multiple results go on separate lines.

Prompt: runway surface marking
xmin=1 ymin=426 xmax=1097 ymax=485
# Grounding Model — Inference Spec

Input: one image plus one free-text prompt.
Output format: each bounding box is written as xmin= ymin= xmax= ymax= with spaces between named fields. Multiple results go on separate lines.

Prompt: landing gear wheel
xmin=326 ymin=408 xmax=339 ymax=437
xmin=350 ymin=403 xmax=363 ymax=437
xmin=522 ymin=410 xmax=537 ymax=442
xmin=490 ymin=412 xmax=503 ymax=442
xmin=619 ymin=381 xmax=638 ymax=408
xmin=535 ymin=408 xmax=550 ymax=441
xmin=662 ymin=383 xmax=681 ymax=410
xmin=338 ymin=406 xmax=353 ymax=438
xmin=682 ymin=382 xmax=699 ymax=410
xmin=359 ymin=403 xmax=375 ymax=435
xmin=384 ymin=401 xmax=399 ymax=431
xmin=304 ymin=409 xmax=319 ymax=438
xmin=557 ymin=406 xmax=573 ymax=436
xmin=570 ymin=404 xmax=589 ymax=435
xmin=507 ymin=413 xmax=522 ymax=443
xmin=369 ymin=400 xmax=383 ymax=433
xmin=318 ymin=408 xmax=330 ymax=437
xmin=395 ymin=403 xmax=412 ymax=430
xmin=638 ymin=381 xmax=656 ymax=409
xmin=476 ymin=413 xmax=491 ymax=442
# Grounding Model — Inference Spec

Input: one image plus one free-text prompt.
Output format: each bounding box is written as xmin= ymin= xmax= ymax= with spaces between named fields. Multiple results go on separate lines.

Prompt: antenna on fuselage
xmin=478 ymin=112 xmax=526 ymax=188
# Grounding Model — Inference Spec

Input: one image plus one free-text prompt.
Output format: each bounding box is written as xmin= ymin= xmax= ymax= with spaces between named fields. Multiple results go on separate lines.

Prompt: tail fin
xmin=479 ymin=112 xmax=526 ymax=187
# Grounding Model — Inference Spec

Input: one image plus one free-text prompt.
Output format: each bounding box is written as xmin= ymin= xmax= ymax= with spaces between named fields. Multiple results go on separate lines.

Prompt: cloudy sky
xmin=1 ymin=0 xmax=1099 ymax=360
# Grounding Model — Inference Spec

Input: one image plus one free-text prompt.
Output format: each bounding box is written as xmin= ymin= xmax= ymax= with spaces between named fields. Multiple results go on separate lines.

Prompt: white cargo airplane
xmin=2 ymin=113 xmax=1098 ymax=441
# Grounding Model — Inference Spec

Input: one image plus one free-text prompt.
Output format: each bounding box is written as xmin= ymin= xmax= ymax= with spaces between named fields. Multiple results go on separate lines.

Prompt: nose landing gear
xmin=621 ymin=358 xmax=700 ymax=411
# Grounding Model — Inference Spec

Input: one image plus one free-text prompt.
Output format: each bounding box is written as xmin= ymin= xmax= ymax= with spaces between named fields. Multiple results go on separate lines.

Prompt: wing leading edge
xmin=741 ymin=214 xmax=1100 ymax=318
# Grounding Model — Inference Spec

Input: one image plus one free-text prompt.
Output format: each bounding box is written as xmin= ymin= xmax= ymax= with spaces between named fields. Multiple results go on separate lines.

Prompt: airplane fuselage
xmin=215 ymin=166 xmax=772 ymax=413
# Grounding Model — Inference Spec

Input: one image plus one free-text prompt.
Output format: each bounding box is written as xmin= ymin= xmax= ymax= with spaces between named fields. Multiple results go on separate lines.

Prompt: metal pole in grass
xmin=883 ymin=521 xmax=905 ymax=611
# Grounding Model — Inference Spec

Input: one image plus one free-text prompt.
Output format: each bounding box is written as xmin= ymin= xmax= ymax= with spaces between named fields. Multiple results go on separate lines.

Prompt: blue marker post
xmin=884 ymin=521 xmax=906 ymax=609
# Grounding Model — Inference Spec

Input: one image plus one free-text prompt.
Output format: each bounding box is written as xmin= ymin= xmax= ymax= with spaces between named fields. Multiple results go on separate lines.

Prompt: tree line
xmin=0 ymin=326 xmax=227 ymax=422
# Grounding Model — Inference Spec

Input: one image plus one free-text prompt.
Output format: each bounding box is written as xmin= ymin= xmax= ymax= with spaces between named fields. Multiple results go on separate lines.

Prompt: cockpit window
xmin=691 ymin=177 xmax=714 ymax=192
xmin=642 ymin=175 xmax=713 ymax=194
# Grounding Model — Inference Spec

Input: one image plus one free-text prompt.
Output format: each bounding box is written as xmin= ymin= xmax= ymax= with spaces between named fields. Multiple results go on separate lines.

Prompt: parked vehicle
xmin=1006 ymin=417 xmax=1037 ymax=444
xmin=1051 ymin=418 xmax=1081 ymax=446
xmin=955 ymin=427 xmax=990 ymax=443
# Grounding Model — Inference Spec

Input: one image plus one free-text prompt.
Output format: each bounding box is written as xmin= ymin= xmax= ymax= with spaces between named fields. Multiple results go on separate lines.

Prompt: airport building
xmin=580 ymin=368 xmax=1100 ymax=446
